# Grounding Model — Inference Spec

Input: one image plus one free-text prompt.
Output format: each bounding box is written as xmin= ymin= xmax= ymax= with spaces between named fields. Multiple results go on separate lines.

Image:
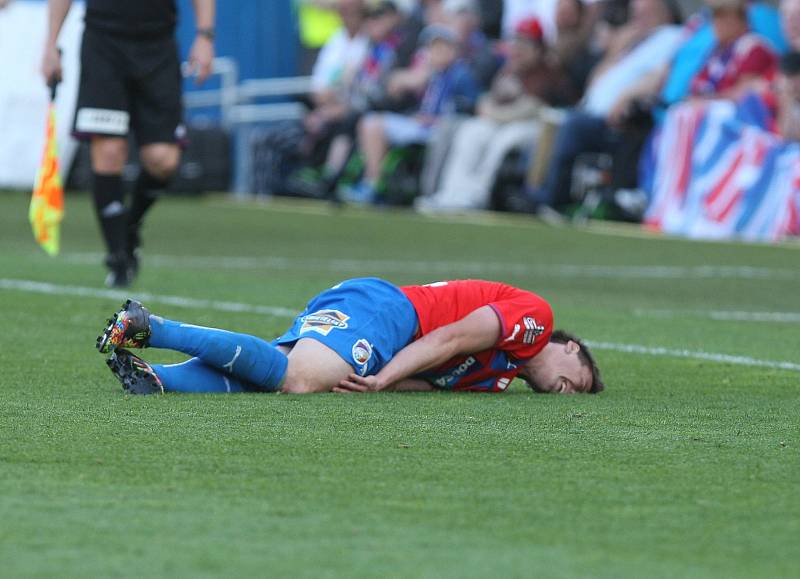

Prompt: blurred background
xmin=2 ymin=0 xmax=798 ymax=242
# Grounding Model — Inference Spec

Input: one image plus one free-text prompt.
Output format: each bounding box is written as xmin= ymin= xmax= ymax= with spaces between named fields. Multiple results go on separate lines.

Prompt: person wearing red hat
xmin=417 ymin=17 xmax=575 ymax=212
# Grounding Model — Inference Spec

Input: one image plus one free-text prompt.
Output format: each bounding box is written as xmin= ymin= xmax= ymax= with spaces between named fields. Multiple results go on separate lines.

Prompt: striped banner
xmin=644 ymin=93 xmax=800 ymax=241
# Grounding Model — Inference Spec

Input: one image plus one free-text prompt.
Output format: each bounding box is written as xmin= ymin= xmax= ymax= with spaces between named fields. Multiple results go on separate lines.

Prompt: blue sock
xmin=153 ymin=358 xmax=253 ymax=393
xmin=148 ymin=316 xmax=288 ymax=391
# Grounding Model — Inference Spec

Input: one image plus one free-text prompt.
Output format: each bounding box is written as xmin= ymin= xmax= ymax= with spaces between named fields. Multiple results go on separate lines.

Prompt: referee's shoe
xmin=105 ymin=251 xmax=137 ymax=289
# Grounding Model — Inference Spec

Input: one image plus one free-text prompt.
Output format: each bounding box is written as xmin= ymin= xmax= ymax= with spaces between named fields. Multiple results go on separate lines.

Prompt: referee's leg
xmin=73 ymin=27 xmax=137 ymax=288
xmin=127 ymin=34 xmax=185 ymax=272
xmin=129 ymin=142 xmax=181 ymax=250
xmin=90 ymin=136 xmax=131 ymax=288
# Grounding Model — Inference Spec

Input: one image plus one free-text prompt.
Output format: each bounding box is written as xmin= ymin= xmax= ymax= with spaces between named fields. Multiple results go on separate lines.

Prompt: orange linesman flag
xmin=30 ymin=86 xmax=65 ymax=256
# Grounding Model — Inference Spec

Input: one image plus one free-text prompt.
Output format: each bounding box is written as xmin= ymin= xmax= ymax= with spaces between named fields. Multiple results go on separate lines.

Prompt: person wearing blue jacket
xmin=348 ymin=24 xmax=480 ymax=203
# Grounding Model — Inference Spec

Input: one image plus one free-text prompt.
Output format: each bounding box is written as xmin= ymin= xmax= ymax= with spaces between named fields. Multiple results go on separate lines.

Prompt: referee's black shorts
xmin=73 ymin=27 xmax=185 ymax=146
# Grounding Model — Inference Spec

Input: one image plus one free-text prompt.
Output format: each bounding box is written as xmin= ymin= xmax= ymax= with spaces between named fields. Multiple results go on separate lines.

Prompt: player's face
xmin=525 ymin=341 xmax=592 ymax=394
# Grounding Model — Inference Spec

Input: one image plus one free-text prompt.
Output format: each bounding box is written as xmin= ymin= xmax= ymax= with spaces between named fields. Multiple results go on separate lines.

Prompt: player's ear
xmin=565 ymin=340 xmax=580 ymax=355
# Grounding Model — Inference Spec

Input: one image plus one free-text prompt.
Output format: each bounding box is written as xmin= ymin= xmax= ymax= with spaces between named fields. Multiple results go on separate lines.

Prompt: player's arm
xmin=41 ymin=0 xmax=73 ymax=84
xmin=189 ymin=0 xmax=216 ymax=84
xmin=337 ymin=306 xmax=501 ymax=392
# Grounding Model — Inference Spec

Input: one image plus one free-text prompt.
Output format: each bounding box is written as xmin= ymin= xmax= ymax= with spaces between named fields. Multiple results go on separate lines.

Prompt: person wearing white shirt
xmin=310 ymin=0 xmax=369 ymax=98
xmin=528 ymin=0 xmax=684 ymax=212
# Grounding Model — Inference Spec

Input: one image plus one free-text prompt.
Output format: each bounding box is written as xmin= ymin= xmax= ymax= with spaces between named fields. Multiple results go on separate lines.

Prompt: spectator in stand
xmin=502 ymin=0 xmax=548 ymax=39
xmin=551 ymin=0 xmax=601 ymax=96
xmin=418 ymin=18 xmax=573 ymax=212
xmin=638 ymin=0 xmax=793 ymax=236
xmin=610 ymin=0 xmax=785 ymax=127
xmin=348 ymin=24 xmax=480 ymax=203
xmin=477 ymin=0 xmax=503 ymax=38
xmin=251 ymin=0 xmax=367 ymax=198
xmin=687 ymin=0 xmax=778 ymax=101
xmin=448 ymin=0 xmax=500 ymax=89
xmin=783 ymin=0 xmax=800 ymax=50
xmin=600 ymin=0 xmax=779 ymax=212
xmin=777 ymin=51 xmax=800 ymax=139
xmin=386 ymin=0 xmax=444 ymax=109
xmin=777 ymin=0 xmax=800 ymax=137
xmin=303 ymin=0 xmax=369 ymax=154
xmin=350 ymin=1 xmax=409 ymax=112
xmin=416 ymin=0 xmax=503 ymax=198
xmin=296 ymin=0 xmax=342 ymax=74
xmin=387 ymin=0 xmax=497 ymax=109
xmin=313 ymin=1 xmax=410 ymax=195
xmin=524 ymin=0 xmax=685 ymax=216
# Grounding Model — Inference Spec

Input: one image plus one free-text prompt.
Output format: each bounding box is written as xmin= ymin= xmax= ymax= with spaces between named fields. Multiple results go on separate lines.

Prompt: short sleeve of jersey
xmin=489 ymin=294 xmax=553 ymax=360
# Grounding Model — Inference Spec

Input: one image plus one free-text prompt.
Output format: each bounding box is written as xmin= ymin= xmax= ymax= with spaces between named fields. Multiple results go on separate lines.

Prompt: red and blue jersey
xmin=400 ymin=280 xmax=553 ymax=392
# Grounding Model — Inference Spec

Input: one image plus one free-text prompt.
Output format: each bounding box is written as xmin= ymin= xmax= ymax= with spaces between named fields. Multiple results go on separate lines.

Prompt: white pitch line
xmin=59 ymin=252 xmax=800 ymax=281
xmin=587 ymin=341 xmax=800 ymax=372
xmin=3 ymin=277 xmax=800 ymax=374
xmin=708 ymin=311 xmax=800 ymax=322
xmin=635 ymin=308 xmax=800 ymax=323
xmin=0 ymin=278 xmax=296 ymax=318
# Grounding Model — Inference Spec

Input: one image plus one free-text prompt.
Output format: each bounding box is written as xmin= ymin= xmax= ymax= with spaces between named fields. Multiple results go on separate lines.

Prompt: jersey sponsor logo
xmin=299 ymin=309 xmax=350 ymax=336
xmin=522 ymin=317 xmax=545 ymax=345
xmin=75 ymin=108 xmax=130 ymax=135
xmin=351 ymin=338 xmax=373 ymax=373
xmin=434 ymin=356 xmax=477 ymax=387
xmin=504 ymin=324 xmax=521 ymax=342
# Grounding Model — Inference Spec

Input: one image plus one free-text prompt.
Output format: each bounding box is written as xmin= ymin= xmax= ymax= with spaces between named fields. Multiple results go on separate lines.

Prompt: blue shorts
xmin=273 ymin=278 xmax=418 ymax=376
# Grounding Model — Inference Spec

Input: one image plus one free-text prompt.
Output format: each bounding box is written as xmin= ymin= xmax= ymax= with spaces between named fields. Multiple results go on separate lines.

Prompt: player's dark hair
xmin=549 ymin=330 xmax=605 ymax=394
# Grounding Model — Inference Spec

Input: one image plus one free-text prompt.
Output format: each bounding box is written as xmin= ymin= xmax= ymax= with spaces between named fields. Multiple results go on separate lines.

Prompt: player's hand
xmin=188 ymin=35 xmax=214 ymax=85
xmin=333 ymin=374 xmax=384 ymax=394
xmin=41 ymin=44 xmax=63 ymax=88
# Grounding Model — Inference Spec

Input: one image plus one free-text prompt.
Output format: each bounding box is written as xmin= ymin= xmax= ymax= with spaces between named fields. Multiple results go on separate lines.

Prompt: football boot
xmin=106 ymin=349 xmax=164 ymax=395
xmin=97 ymin=299 xmax=151 ymax=354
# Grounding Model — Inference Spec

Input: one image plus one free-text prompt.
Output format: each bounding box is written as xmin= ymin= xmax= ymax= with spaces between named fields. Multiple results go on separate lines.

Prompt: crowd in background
xmin=260 ymin=0 xmax=800 ymax=229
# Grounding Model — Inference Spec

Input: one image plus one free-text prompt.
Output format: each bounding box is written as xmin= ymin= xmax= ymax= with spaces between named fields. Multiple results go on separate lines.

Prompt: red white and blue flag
xmin=644 ymin=93 xmax=800 ymax=241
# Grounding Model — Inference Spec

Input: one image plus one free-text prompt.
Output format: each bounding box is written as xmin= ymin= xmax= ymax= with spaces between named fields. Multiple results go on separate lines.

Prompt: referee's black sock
xmin=92 ymin=173 xmax=128 ymax=258
xmin=128 ymin=170 xmax=169 ymax=245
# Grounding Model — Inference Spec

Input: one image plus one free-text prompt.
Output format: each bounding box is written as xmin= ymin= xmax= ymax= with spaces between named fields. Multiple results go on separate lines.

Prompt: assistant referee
xmin=41 ymin=0 xmax=215 ymax=287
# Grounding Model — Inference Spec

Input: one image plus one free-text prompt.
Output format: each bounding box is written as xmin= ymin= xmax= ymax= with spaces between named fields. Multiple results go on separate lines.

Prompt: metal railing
xmin=183 ymin=58 xmax=313 ymax=193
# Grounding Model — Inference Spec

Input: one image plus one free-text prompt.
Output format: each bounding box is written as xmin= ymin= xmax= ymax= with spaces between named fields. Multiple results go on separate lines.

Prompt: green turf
xmin=0 ymin=191 xmax=798 ymax=578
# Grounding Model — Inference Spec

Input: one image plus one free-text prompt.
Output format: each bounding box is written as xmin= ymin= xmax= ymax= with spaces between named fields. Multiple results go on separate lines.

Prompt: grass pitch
xmin=0 ymin=191 xmax=798 ymax=578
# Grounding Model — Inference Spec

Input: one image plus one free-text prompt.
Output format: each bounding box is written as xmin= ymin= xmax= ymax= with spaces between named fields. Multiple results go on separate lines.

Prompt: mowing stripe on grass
xmin=0 ymin=278 xmax=296 ymax=318
xmin=59 ymin=252 xmax=800 ymax=280
xmin=587 ymin=341 xmax=800 ymax=372
xmin=635 ymin=308 xmax=800 ymax=323
xmin=3 ymin=277 xmax=800 ymax=373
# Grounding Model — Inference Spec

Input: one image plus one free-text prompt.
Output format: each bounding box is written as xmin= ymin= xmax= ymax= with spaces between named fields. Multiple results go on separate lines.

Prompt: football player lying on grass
xmin=96 ymin=277 xmax=604 ymax=395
